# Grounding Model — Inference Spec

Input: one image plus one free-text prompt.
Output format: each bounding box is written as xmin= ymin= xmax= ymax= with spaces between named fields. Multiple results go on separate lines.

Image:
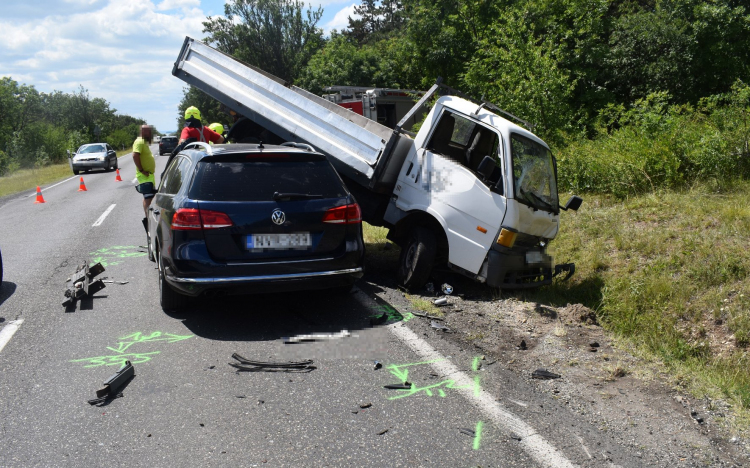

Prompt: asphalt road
xmin=0 ymin=147 xmax=641 ymax=467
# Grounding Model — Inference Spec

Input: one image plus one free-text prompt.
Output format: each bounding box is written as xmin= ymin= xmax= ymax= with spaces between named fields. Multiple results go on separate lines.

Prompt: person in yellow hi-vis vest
xmin=133 ymin=124 xmax=156 ymax=232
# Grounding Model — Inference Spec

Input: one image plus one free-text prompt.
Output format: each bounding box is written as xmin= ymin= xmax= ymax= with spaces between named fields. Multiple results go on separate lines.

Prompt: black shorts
xmin=136 ymin=182 xmax=156 ymax=199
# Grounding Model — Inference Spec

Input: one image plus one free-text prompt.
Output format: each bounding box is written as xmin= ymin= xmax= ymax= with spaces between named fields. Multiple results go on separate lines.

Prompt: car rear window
xmin=162 ymin=137 xmax=177 ymax=143
xmin=188 ymin=156 xmax=347 ymax=201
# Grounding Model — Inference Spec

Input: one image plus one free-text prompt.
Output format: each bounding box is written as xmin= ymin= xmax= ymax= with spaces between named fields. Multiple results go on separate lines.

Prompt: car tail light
xmin=172 ymin=208 xmax=233 ymax=230
xmin=200 ymin=210 xmax=233 ymax=229
xmin=322 ymin=203 xmax=362 ymax=224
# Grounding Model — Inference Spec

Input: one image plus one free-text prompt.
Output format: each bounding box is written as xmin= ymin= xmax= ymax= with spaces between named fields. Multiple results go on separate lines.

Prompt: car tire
xmin=0 ymin=248 xmax=3 ymax=284
xmin=397 ymin=227 xmax=436 ymax=291
xmin=113 ymin=158 xmax=118 ymax=170
xmin=158 ymin=249 xmax=188 ymax=311
xmin=73 ymin=169 xmax=79 ymax=175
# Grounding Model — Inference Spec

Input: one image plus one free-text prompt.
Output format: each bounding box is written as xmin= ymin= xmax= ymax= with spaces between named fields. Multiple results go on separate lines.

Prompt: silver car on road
xmin=69 ymin=143 xmax=118 ymax=175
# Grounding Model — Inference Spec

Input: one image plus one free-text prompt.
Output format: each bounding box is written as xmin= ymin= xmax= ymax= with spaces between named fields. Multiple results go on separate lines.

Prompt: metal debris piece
xmin=441 ymin=283 xmax=453 ymax=295
xmin=283 ymin=329 xmax=351 ymax=344
xmin=531 ymin=369 xmax=561 ymax=380
xmin=359 ymin=402 xmax=372 ymax=409
xmin=434 ymin=297 xmax=448 ymax=306
xmin=412 ymin=311 xmax=444 ymax=321
xmin=430 ymin=321 xmax=450 ymax=332
xmin=374 ymin=361 xmax=382 ymax=370
xmin=88 ymin=360 xmax=134 ymax=406
xmin=229 ymin=353 xmax=315 ymax=372
xmin=377 ymin=429 xmax=389 ymax=435
xmin=459 ymin=428 xmax=475 ymax=437
xmin=63 ymin=261 xmax=106 ymax=309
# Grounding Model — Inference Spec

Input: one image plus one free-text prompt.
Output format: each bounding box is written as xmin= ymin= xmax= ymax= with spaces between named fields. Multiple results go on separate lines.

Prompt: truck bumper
xmin=485 ymin=250 xmax=575 ymax=289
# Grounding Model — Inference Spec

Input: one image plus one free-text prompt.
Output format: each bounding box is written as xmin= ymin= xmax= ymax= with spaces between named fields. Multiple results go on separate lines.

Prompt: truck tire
xmin=158 ymin=249 xmax=188 ymax=311
xmin=397 ymin=227 xmax=436 ymax=291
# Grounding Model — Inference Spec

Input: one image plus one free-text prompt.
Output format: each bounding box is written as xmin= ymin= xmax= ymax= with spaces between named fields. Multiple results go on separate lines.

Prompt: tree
xmin=344 ymin=0 xmax=406 ymax=45
xmin=202 ymin=0 xmax=325 ymax=82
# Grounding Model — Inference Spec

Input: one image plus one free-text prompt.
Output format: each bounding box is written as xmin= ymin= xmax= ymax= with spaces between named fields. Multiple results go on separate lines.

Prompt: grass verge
xmin=0 ymin=150 xmax=131 ymax=199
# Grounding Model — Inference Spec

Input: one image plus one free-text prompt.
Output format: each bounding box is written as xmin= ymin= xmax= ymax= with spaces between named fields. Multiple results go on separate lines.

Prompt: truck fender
xmin=386 ymin=208 xmax=449 ymax=265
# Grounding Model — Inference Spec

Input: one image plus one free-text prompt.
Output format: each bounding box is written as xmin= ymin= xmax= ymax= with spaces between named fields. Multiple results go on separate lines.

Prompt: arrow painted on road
xmin=107 ymin=331 xmax=194 ymax=353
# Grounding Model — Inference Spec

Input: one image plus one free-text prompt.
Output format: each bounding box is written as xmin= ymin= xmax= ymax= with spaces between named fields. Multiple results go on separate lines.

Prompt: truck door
xmin=400 ymin=109 xmax=507 ymax=274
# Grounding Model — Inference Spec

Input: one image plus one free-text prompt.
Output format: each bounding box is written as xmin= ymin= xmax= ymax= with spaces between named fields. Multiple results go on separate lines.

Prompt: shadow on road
xmin=165 ymin=287 xmax=385 ymax=342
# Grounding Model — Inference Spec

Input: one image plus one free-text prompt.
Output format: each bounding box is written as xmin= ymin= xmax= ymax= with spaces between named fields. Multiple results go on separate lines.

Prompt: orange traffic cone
xmin=78 ymin=177 xmax=87 ymax=192
xmin=34 ymin=186 xmax=45 ymax=204
xmin=115 ymin=169 xmax=123 ymax=182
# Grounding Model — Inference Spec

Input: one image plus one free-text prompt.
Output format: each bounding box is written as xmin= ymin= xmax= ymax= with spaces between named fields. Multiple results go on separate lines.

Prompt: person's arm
xmin=133 ymin=152 xmax=150 ymax=177
xmin=216 ymin=135 xmax=225 ymax=144
xmin=178 ymin=127 xmax=190 ymax=145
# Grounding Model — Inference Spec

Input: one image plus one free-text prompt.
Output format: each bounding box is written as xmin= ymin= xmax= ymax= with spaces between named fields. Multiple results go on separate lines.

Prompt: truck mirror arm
xmin=559 ymin=195 xmax=583 ymax=211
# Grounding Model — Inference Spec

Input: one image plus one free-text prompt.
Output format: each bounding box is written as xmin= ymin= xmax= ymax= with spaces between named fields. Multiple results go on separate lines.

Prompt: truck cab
xmin=384 ymin=96 xmax=578 ymax=289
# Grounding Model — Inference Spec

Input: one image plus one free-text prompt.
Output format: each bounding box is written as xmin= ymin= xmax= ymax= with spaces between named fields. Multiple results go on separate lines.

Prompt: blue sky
xmin=0 ymin=0 xmax=359 ymax=133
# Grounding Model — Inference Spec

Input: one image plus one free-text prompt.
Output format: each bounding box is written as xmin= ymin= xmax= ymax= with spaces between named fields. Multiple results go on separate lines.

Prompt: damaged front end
xmin=482 ymin=229 xmax=575 ymax=289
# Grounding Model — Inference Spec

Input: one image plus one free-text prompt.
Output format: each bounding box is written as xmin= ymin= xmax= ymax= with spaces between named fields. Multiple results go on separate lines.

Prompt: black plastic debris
xmin=359 ymin=402 xmax=372 ymax=409
xmin=377 ymin=429 xmax=389 ymax=435
xmin=374 ymin=361 xmax=382 ymax=370
xmin=229 ymin=353 xmax=315 ymax=372
xmin=384 ymin=382 xmax=412 ymax=390
xmin=691 ymin=410 xmax=704 ymax=424
xmin=412 ymin=311 xmax=444 ymax=321
xmin=519 ymin=340 xmax=528 ymax=350
xmin=459 ymin=428 xmax=475 ymax=437
xmin=370 ymin=312 xmax=388 ymax=326
xmin=88 ymin=360 xmax=134 ymax=406
xmin=531 ymin=369 xmax=561 ymax=380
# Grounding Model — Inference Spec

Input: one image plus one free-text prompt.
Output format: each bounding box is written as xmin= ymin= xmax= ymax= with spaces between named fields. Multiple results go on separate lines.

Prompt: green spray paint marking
xmin=106 ymin=332 xmax=194 ymax=354
xmin=472 ymin=356 xmax=481 ymax=371
xmin=71 ymin=331 xmax=194 ymax=368
xmin=70 ymin=352 xmax=160 ymax=368
xmin=89 ymin=245 xmax=147 ymax=267
xmin=473 ymin=421 xmax=484 ymax=450
xmin=369 ymin=304 xmax=414 ymax=323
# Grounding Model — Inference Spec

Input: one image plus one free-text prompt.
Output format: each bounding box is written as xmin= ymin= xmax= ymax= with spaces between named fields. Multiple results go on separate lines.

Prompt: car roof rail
xmin=184 ymin=141 xmax=213 ymax=155
xmin=281 ymin=142 xmax=316 ymax=153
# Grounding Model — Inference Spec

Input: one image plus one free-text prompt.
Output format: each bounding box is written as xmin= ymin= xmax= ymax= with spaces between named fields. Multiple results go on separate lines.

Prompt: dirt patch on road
xmin=361 ymin=262 xmax=750 ymax=467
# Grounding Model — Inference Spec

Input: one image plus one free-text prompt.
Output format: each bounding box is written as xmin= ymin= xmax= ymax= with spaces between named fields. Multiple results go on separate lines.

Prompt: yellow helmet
xmin=208 ymin=123 xmax=224 ymax=135
xmin=184 ymin=106 xmax=201 ymax=121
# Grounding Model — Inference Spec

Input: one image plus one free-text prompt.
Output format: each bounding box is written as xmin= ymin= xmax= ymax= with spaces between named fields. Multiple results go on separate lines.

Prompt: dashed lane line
xmin=0 ymin=320 xmax=24 ymax=354
xmin=92 ymin=204 xmax=116 ymax=227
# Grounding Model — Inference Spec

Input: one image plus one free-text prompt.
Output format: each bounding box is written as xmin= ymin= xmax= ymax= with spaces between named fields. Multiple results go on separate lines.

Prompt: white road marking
xmin=0 ymin=320 xmax=24 ymax=354
xmin=387 ymin=322 xmax=578 ymax=468
xmin=131 ymin=178 xmax=138 ymax=184
xmin=25 ymin=175 xmax=77 ymax=197
xmin=92 ymin=204 xmax=116 ymax=227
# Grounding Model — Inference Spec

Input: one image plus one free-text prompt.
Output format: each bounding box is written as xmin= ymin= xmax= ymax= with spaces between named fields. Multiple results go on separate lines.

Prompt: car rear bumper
xmin=164 ymin=267 xmax=363 ymax=296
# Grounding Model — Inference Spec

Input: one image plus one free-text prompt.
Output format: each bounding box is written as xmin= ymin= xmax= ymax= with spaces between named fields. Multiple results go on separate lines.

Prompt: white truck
xmin=172 ymin=37 xmax=582 ymax=290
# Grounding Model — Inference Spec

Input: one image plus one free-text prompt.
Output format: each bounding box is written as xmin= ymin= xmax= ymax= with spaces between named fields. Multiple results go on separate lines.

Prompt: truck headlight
xmin=496 ymin=228 xmax=517 ymax=248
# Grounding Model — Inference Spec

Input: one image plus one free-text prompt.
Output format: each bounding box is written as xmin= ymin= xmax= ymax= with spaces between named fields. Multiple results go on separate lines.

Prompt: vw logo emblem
xmin=271 ymin=209 xmax=286 ymax=225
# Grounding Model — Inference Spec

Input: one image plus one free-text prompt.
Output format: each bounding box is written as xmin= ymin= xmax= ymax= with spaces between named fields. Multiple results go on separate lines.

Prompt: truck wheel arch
xmin=387 ymin=211 xmax=449 ymax=265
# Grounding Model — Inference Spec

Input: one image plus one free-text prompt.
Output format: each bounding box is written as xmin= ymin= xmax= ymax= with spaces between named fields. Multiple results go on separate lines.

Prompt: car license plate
xmin=247 ymin=233 xmax=312 ymax=250
xmin=526 ymin=251 xmax=544 ymax=264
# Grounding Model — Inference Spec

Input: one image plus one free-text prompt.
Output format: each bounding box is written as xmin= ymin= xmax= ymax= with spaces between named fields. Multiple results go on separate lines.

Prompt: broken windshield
xmin=511 ymin=134 xmax=558 ymax=213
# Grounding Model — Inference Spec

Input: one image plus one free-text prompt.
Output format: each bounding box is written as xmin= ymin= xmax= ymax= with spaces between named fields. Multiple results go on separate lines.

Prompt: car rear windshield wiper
xmin=273 ymin=192 xmax=324 ymax=201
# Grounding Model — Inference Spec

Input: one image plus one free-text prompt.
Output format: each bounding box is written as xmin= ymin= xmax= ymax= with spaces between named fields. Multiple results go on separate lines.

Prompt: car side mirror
xmin=560 ymin=195 xmax=583 ymax=211
xmin=476 ymin=155 xmax=496 ymax=180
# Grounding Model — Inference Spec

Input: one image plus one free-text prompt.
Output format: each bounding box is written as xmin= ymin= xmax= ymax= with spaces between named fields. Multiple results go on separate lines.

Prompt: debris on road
xmin=441 ymin=283 xmax=453 ymax=295
xmin=691 ymin=410 xmax=704 ymax=424
xmin=384 ymin=382 xmax=412 ymax=390
xmin=283 ymin=329 xmax=351 ymax=344
xmin=370 ymin=312 xmax=388 ymax=326
xmin=377 ymin=429 xmax=389 ymax=435
xmin=229 ymin=353 xmax=315 ymax=372
xmin=459 ymin=428 xmax=475 ymax=437
xmin=430 ymin=321 xmax=451 ymax=332
xmin=518 ymin=340 xmax=528 ymax=350
xmin=425 ymin=283 xmax=434 ymax=293
xmin=412 ymin=311 xmax=444 ymax=321
xmin=359 ymin=402 xmax=372 ymax=409
xmin=434 ymin=297 xmax=448 ymax=306
xmin=63 ymin=261 xmax=106 ymax=310
xmin=374 ymin=361 xmax=382 ymax=370
xmin=531 ymin=369 xmax=561 ymax=380
xmin=88 ymin=360 xmax=134 ymax=406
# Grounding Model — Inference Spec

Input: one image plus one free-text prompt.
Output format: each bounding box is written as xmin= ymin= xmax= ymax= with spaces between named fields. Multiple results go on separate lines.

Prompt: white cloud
xmin=156 ymin=0 xmax=201 ymax=11
xmin=323 ymin=4 xmax=358 ymax=35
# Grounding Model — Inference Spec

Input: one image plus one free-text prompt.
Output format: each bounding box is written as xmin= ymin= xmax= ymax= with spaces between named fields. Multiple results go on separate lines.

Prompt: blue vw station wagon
xmin=148 ymin=142 xmax=365 ymax=311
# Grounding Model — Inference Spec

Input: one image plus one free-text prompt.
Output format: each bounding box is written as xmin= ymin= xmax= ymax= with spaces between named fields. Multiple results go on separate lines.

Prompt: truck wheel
xmin=158 ymin=249 xmax=188 ymax=311
xmin=397 ymin=227 xmax=436 ymax=291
